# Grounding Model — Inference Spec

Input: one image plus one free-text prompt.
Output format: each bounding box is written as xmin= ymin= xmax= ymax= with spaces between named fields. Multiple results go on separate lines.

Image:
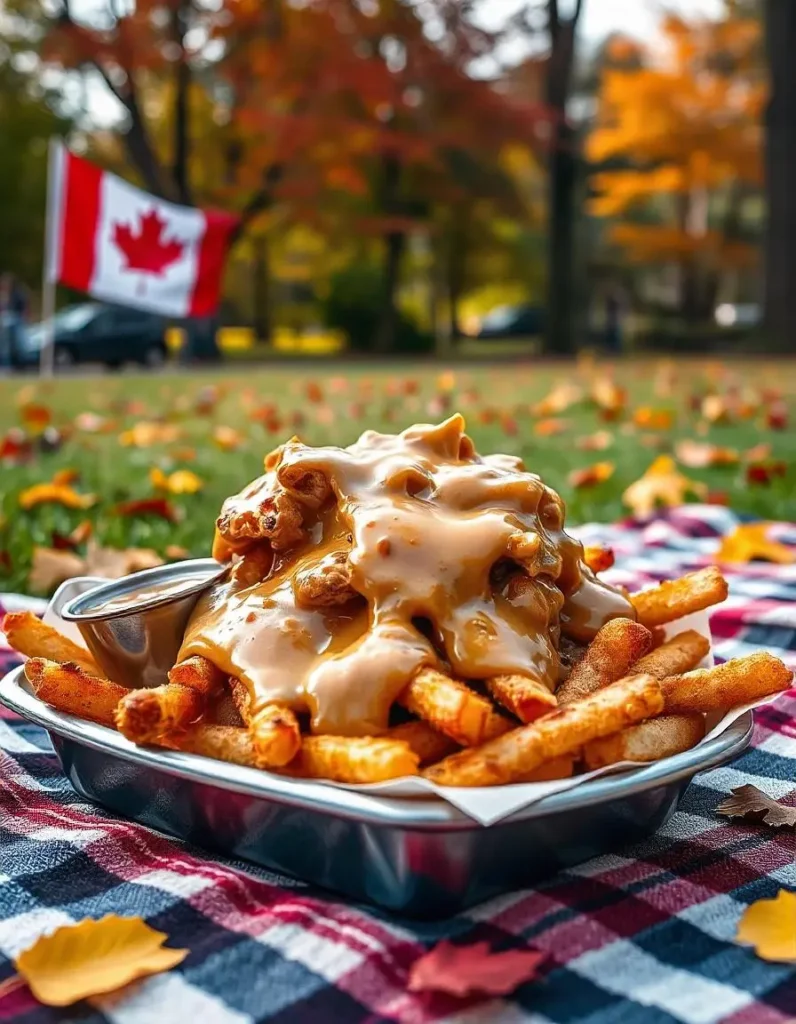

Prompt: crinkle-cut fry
xmin=168 ymin=655 xmax=225 ymax=697
xmin=486 ymin=674 xmax=557 ymax=723
xmin=661 ymin=652 xmax=793 ymax=714
xmin=631 ymin=630 xmax=709 ymax=680
xmin=423 ymin=674 xmax=663 ymax=788
xmin=399 ymin=667 xmax=512 ymax=747
xmin=385 ymin=721 xmax=459 ymax=765
xmin=556 ymin=618 xmax=652 ymax=705
xmin=115 ymin=684 xmax=203 ymax=744
xmin=249 ymin=704 xmax=302 ymax=767
xmin=631 ymin=566 xmax=729 ymax=628
xmin=583 ymin=545 xmax=615 ymax=574
xmin=3 ymin=612 xmax=103 ymax=677
xmin=284 ymin=735 xmax=419 ymax=783
xmin=515 ymin=754 xmax=575 ymax=783
xmin=165 ymin=724 xmax=263 ymax=768
xmin=25 ymin=658 xmax=126 ymax=727
xmin=582 ymin=713 xmax=705 ymax=770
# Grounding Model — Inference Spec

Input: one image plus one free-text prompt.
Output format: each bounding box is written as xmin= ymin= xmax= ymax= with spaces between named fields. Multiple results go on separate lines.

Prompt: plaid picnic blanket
xmin=1 ymin=505 xmax=795 ymax=1024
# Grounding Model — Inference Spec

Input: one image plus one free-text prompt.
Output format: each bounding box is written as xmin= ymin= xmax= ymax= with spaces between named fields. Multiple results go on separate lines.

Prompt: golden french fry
xmin=284 ymin=735 xmax=419 ymax=783
xmin=516 ymin=754 xmax=575 ymax=782
xmin=556 ymin=618 xmax=652 ymax=704
xmin=582 ymin=713 xmax=706 ymax=769
xmin=165 ymin=724 xmax=263 ymax=768
xmin=24 ymin=658 xmax=126 ymax=727
xmin=583 ymin=545 xmax=615 ymax=574
xmin=115 ymin=684 xmax=203 ymax=744
xmin=631 ymin=630 xmax=709 ymax=679
xmin=486 ymin=674 xmax=557 ymax=723
xmin=631 ymin=567 xmax=729 ymax=628
xmin=662 ymin=653 xmax=793 ymax=714
xmin=249 ymin=704 xmax=302 ymax=767
xmin=3 ymin=612 xmax=103 ymax=676
xmin=229 ymin=676 xmax=253 ymax=723
xmin=385 ymin=720 xmax=459 ymax=765
xmin=400 ymin=666 xmax=511 ymax=746
xmin=168 ymin=655 xmax=225 ymax=697
xmin=423 ymin=674 xmax=663 ymax=787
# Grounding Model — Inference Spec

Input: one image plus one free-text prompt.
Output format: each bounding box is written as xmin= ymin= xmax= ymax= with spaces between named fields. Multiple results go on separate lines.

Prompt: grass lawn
xmin=1 ymin=356 xmax=794 ymax=596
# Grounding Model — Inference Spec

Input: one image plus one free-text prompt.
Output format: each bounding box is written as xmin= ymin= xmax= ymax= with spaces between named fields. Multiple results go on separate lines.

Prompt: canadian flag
xmin=48 ymin=144 xmax=239 ymax=318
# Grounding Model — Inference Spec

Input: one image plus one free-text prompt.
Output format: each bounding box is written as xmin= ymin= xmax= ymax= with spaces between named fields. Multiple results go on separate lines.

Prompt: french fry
xmin=3 ymin=612 xmax=103 ymax=677
xmin=516 ymin=754 xmax=575 ymax=782
xmin=115 ymin=684 xmax=203 ymax=744
xmin=423 ymin=674 xmax=663 ymax=787
xmin=631 ymin=567 xmax=729 ymax=628
xmin=249 ymin=704 xmax=302 ymax=767
xmin=661 ymin=652 xmax=793 ymax=714
xmin=582 ymin=713 xmax=705 ymax=769
xmin=284 ymin=735 xmax=419 ymax=782
xmin=631 ymin=630 xmax=709 ymax=679
xmin=486 ymin=674 xmax=557 ymax=723
xmin=24 ymin=658 xmax=126 ymax=727
xmin=400 ymin=666 xmax=511 ymax=746
xmin=556 ymin=618 xmax=652 ymax=704
xmin=165 ymin=724 xmax=263 ymax=768
xmin=386 ymin=720 xmax=459 ymax=765
xmin=229 ymin=676 xmax=253 ymax=722
xmin=168 ymin=655 xmax=225 ymax=697
xmin=583 ymin=545 xmax=615 ymax=574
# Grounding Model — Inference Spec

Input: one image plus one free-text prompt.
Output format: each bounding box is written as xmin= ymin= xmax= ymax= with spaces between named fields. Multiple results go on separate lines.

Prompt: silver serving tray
xmin=0 ymin=665 xmax=752 ymax=918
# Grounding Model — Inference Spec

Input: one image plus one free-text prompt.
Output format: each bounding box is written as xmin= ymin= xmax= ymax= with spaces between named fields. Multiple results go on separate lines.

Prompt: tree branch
xmin=548 ymin=0 xmax=559 ymax=41
xmin=572 ymin=0 xmax=584 ymax=28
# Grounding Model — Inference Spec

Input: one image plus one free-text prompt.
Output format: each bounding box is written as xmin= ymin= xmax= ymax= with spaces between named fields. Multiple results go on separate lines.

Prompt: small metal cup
xmin=61 ymin=558 xmax=229 ymax=690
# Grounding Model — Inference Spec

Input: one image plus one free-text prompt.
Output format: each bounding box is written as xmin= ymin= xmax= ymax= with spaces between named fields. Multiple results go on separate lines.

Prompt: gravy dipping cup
xmin=61 ymin=558 xmax=229 ymax=690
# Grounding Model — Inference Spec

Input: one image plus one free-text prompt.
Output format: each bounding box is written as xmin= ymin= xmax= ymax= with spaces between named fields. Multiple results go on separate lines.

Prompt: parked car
xmin=13 ymin=303 xmax=169 ymax=369
xmin=476 ymin=304 xmax=545 ymax=340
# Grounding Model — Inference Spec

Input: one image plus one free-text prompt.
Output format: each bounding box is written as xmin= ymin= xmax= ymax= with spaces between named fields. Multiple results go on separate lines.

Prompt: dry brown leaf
xmin=84 ymin=542 xmax=163 ymax=578
xmin=29 ymin=547 xmax=86 ymax=593
xmin=13 ymin=914 xmax=187 ymax=1006
xmin=736 ymin=891 xmax=796 ymax=962
xmin=623 ymin=455 xmax=708 ymax=518
xmin=576 ymin=430 xmax=614 ymax=452
xmin=716 ymin=784 xmax=796 ymax=828
xmin=715 ymin=523 xmax=795 ymax=565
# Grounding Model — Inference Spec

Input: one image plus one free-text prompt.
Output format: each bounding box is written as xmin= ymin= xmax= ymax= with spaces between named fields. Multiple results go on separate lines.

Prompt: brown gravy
xmin=93 ymin=577 xmax=200 ymax=614
xmin=181 ymin=415 xmax=635 ymax=736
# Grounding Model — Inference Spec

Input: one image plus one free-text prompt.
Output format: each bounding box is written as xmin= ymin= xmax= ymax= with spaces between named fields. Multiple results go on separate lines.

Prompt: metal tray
xmin=0 ymin=665 xmax=753 ymax=918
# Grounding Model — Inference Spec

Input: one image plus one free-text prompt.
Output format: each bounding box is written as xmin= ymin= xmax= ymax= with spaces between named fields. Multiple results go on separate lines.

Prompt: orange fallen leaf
xmin=19 ymin=483 xmax=97 ymax=512
xmin=592 ymin=377 xmax=626 ymax=419
xmin=576 ymin=430 xmax=614 ymax=452
xmin=437 ymin=371 xmax=456 ymax=393
xmin=408 ymin=940 xmax=545 ymax=998
xmin=715 ymin=522 xmax=794 ymax=565
xmin=51 ymin=468 xmax=81 ymax=487
xmin=20 ymin=403 xmax=52 ymax=435
xmin=150 ymin=468 xmax=203 ymax=495
xmin=623 ymin=456 xmax=707 ymax=518
xmin=717 ymin=784 xmax=796 ymax=828
xmin=744 ymin=442 xmax=772 ymax=463
xmin=119 ymin=422 xmax=181 ymax=447
xmin=305 ymin=381 xmax=324 ymax=403
xmin=534 ymin=418 xmax=569 ymax=437
xmin=114 ymin=497 xmax=181 ymax=523
xmin=676 ymin=440 xmax=739 ymax=469
xmin=701 ymin=395 xmax=731 ymax=424
xmin=12 ymin=914 xmax=187 ymax=1006
xmin=568 ymin=461 xmax=615 ymax=489
xmin=736 ymin=891 xmax=796 ymax=963
xmin=632 ymin=407 xmax=673 ymax=431
xmin=532 ymin=382 xmax=582 ymax=416
xmin=212 ymin=425 xmax=244 ymax=451
xmin=583 ymin=545 xmax=615 ymax=573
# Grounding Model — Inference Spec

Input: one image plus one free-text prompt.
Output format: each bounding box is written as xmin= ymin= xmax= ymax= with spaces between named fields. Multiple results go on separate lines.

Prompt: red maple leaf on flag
xmin=112 ymin=208 xmax=185 ymax=275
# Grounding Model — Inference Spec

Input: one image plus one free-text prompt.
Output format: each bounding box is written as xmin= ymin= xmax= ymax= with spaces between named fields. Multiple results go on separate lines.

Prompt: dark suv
xmin=14 ymin=303 xmax=169 ymax=369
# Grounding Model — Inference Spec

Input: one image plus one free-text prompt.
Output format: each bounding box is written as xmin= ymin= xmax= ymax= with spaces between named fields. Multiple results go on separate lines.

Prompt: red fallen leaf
xmin=112 ymin=208 xmax=185 ymax=275
xmin=746 ymin=461 xmax=787 ymax=485
xmin=501 ymin=415 xmax=518 ymax=436
xmin=568 ymin=461 xmax=615 ymax=488
xmin=707 ymin=491 xmax=730 ymax=506
xmin=0 ymin=428 xmax=34 ymax=464
xmin=402 ymin=379 xmax=419 ymax=395
xmin=114 ymin=497 xmax=181 ymax=523
xmin=305 ymin=381 xmax=324 ymax=403
xmin=20 ymin=403 xmax=52 ymax=435
xmin=408 ymin=940 xmax=545 ymax=998
xmin=765 ymin=400 xmax=788 ymax=431
xmin=0 ymin=550 xmax=11 ymax=573
xmin=52 ymin=520 xmax=93 ymax=551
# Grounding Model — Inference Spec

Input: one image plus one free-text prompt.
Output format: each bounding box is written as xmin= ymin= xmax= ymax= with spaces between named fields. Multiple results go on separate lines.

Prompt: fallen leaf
xmin=715 ymin=523 xmax=794 ymax=565
xmin=437 ymin=371 xmax=456 ymax=393
xmin=305 ymin=381 xmax=324 ymax=403
xmin=114 ymin=497 xmax=181 ymax=523
xmin=746 ymin=461 xmax=787 ymax=486
xmin=0 ymin=428 xmax=34 ymax=465
xmin=676 ymin=440 xmax=739 ymax=469
xmin=701 ymin=395 xmax=731 ymax=424
xmin=501 ymin=414 xmax=518 ymax=436
xmin=576 ymin=430 xmax=614 ymax=451
xmin=29 ymin=547 xmax=87 ymax=592
xmin=165 ymin=544 xmax=190 ymax=560
xmin=51 ymin=520 xmax=93 ymax=551
xmin=765 ymin=400 xmax=788 ymax=431
xmin=532 ymin=382 xmax=582 ymax=416
xmin=534 ymin=417 xmax=569 ymax=437
xmin=194 ymin=385 xmax=220 ymax=415
xmin=13 ymin=914 xmax=187 ymax=1006
xmin=408 ymin=940 xmax=545 ymax=998
xmin=150 ymin=468 xmax=203 ymax=495
xmin=717 ymin=784 xmax=796 ymax=828
xmin=653 ymin=359 xmax=677 ymax=398
xmin=632 ymin=406 xmax=673 ymax=430
xmin=51 ymin=468 xmax=81 ymax=487
xmin=744 ymin=442 xmax=772 ymax=463
xmin=568 ymin=461 xmax=615 ymax=489
xmin=119 ymin=422 xmax=181 ymax=447
xmin=583 ymin=545 xmax=615 ymax=573
xmin=20 ymin=403 xmax=52 ymax=435
xmin=736 ymin=891 xmax=796 ymax=963
xmin=592 ymin=377 xmax=626 ymax=418
xmin=73 ymin=411 xmax=110 ymax=433
xmin=84 ymin=542 xmax=163 ymax=578
xmin=623 ymin=455 xmax=708 ymax=518
xmin=212 ymin=425 xmax=244 ymax=451
xmin=19 ymin=483 xmax=97 ymax=511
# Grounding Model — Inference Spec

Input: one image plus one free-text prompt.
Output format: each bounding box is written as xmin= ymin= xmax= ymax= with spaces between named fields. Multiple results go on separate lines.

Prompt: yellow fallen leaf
xmin=14 ymin=915 xmax=187 ymax=1006
xmin=532 ymin=382 xmax=582 ymax=416
xmin=715 ymin=523 xmax=795 ymax=565
xmin=212 ymin=425 xmax=244 ymax=451
xmin=622 ymin=455 xmax=707 ymax=518
xmin=19 ymin=483 xmax=97 ymax=511
xmin=119 ymin=422 xmax=181 ymax=447
xmin=150 ymin=468 xmax=203 ymax=494
xmin=736 ymin=891 xmax=796 ymax=963
xmin=632 ymin=406 xmax=673 ymax=430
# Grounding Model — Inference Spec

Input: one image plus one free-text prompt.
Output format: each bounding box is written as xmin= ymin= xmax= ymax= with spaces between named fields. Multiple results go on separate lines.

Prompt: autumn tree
xmin=587 ymin=8 xmax=765 ymax=323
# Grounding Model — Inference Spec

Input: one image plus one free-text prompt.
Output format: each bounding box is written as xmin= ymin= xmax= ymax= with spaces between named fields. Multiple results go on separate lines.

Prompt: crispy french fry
xmin=249 ymin=704 xmax=302 ymax=767
xmin=4 ymin=612 xmax=103 ymax=676
xmin=284 ymin=735 xmax=419 ymax=782
xmin=583 ymin=545 xmax=615 ymax=574
xmin=115 ymin=684 xmax=203 ymax=744
xmin=631 ymin=630 xmax=709 ymax=679
xmin=229 ymin=676 xmax=253 ymax=722
xmin=400 ymin=666 xmax=511 ymax=746
xmin=516 ymin=754 xmax=575 ymax=782
xmin=661 ymin=652 xmax=793 ymax=714
xmin=386 ymin=720 xmax=459 ymax=765
xmin=486 ymin=674 xmax=557 ymax=723
xmin=24 ymin=658 xmax=126 ymax=727
xmin=165 ymin=724 xmax=262 ymax=768
xmin=582 ymin=713 xmax=705 ymax=769
xmin=168 ymin=655 xmax=225 ymax=697
xmin=631 ymin=567 xmax=729 ymax=628
xmin=649 ymin=626 xmax=667 ymax=649
xmin=423 ymin=674 xmax=663 ymax=787
xmin=556 ymin=618 xmax=652 ymax=704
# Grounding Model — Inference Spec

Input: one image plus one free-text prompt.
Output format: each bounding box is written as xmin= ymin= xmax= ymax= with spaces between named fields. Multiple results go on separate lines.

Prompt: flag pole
xmin=40 ymin=138 xmax=63 ymax=378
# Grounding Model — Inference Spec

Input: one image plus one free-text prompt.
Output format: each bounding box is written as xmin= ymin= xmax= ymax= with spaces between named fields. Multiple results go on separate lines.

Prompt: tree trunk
xmin=173 ymin=0 xmax=192 ymax=205
xmin=252 ymin=234 xmax=272 ymax=342
xmin=374 ymin=153 xmax=405 ymax=354
xmin=763 ymin=0 xmax=796 ymax=349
